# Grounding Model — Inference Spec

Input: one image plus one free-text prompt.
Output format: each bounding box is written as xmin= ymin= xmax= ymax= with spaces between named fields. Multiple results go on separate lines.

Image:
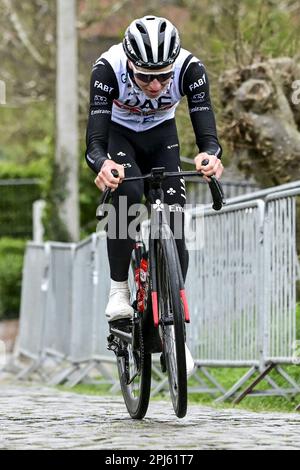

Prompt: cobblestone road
xmin=0 ymin=384 xmax=299 ymax=450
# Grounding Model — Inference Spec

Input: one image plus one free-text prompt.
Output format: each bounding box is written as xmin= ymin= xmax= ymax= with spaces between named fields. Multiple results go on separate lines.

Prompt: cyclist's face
xmin=129 ymin=62 xmax=173 ymax=98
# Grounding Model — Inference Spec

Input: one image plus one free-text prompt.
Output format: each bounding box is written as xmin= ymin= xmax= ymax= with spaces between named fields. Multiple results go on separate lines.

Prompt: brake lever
xmin=96 ymin=169 xmax=119 ymax=221
xmin=201 ymin=158 xmax=225 ymax=211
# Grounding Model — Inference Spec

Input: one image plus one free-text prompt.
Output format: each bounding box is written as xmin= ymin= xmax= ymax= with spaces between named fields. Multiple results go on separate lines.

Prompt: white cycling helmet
xmin=123 ymin=16 xmax=181 ymax=70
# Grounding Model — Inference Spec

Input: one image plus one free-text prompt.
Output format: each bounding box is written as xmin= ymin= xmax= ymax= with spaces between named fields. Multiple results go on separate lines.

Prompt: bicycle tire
xmin=156 ymin=234 xmax=187 ymax=418
xmin=117 ymin=327 xmax=152 ymax=420
xmin=116 ymin=259 xmax=152 ymax=420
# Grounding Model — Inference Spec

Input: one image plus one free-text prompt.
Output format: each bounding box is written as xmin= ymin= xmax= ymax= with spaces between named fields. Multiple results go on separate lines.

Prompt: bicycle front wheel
xmin=156 ymin=237 xmax=187 ymax=418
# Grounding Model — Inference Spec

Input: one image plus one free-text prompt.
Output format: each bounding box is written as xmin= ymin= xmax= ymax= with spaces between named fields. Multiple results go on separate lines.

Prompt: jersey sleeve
xmin=85 ymin=59 xmax=119 ymax=174
xmin=182 ymin=61 xmax=222 ymax=158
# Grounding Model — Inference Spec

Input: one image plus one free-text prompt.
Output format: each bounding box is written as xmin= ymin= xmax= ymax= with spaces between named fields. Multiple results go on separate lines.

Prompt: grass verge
xmin=58 ymin=363 xmax=300 ymax=414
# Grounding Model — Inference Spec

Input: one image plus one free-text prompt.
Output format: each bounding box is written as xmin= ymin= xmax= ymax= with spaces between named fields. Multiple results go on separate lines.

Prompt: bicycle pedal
xmin=107 ymin=334 xmax=119 ymax=353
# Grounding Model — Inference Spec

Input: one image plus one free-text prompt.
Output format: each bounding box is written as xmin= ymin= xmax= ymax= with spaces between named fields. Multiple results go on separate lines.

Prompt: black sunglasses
xmin=134 ymin=71 xmax=174 ymax=84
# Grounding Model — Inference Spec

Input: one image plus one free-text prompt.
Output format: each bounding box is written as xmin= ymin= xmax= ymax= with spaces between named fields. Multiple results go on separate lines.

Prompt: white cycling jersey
xmin=95 ymin=43 xmax=198 ymax=132
xmin=86 ymin=42 xmax=222 ymax=173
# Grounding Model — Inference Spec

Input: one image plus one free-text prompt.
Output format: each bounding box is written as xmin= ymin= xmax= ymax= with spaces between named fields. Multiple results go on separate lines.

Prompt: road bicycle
xmin=96 ymin=163 xmax=225 ymax=419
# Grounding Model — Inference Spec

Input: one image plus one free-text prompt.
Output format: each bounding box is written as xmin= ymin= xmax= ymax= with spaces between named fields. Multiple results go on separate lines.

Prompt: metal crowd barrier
xmin=264 ymin=190 xmax=298 ymax=364
xmin=14 ymin=181 xmax=300 ymax=403
xmin=186 ymin=200 xmax=265 ymax=367
xmin=18 ymin=243 xmax=49 ymax=365
xmin=44 ymin=243 xmax=75 ymax=360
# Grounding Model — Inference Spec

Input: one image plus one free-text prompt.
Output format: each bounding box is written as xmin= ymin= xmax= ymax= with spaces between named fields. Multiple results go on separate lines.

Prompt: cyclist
xmin=85 ymin=16 xmax=223 ymax=372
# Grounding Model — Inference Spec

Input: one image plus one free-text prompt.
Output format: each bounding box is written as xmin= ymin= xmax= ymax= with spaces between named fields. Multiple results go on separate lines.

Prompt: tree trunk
xmin=220 ymin=58 xmax=300 ymax=188
xmin=56 ymin=0 xmax=79 ymax=241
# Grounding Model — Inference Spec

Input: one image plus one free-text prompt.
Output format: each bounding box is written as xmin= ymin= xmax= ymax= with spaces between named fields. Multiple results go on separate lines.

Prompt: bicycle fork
xmin=149 ymin=228 xmax=190 ymax=328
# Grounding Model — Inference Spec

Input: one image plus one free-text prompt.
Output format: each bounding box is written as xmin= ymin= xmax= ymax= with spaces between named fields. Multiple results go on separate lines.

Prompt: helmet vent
xmin=160 ymin=21 xmax=167 ymax=33
xmin=169 ymin=36 xmax=175 ymax=56
xmin=130 ymin=38 xmax=141 ymax=58
xmin=136 ymin=23 xmax=147 ymax=34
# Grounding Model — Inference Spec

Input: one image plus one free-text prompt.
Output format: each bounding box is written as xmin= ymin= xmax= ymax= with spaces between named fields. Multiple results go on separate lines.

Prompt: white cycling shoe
xmin=185 ymin=344 xmax=195 ymax=378
xmin=105 ymin=281 xmax=134 ymax=323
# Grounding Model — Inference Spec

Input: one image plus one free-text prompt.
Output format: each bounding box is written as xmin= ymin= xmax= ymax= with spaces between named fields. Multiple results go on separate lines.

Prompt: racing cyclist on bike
xmin=85 ymin=16 xmax=223 ymax=374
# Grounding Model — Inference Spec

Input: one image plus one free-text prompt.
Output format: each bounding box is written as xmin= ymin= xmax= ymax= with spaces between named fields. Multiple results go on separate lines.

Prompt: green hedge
xmin=0 ymin=238 xmax=26 ymax=319
xmin=0 ymin=159 xmax=48 ymax=179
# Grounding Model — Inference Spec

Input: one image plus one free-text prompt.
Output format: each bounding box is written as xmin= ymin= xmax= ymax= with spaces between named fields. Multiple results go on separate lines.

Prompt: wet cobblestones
xmin=0 ymin=384 xmax=299 ymax=450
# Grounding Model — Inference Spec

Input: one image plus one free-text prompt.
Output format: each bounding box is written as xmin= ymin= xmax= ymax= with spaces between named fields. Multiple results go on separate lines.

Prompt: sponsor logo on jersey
xmin=121 ymin=73 xmax=128 ymax=83
xmin=94 ymin=95 xmax=108 ymax=105
xmin=91 ymin=109 xmax=111 ymax=115
xmin=190 ymin=106 xmax=210 ymax=113
xmin=188 ymin=73 xmax=207 ymax=92
xmin=94 ymin=81 xmax=114 ymax=94
xmin=143 ymin=115 xmax=155 ymax=123
xmin=191 ymin=92 xmax=206 ymax=103
xmin=114 ymin=94 xmax=174 ymax=116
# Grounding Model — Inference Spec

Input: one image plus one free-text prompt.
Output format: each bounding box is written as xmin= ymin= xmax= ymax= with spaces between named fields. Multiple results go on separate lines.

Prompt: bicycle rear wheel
xmin=156 ymin=237 xmax=187 ymax=418
xmin=116 ymin=319 xmax=152 ymax=419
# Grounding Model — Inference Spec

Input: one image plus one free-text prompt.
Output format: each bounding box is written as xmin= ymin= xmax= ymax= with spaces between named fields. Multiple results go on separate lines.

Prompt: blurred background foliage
xmin=1 ymin=0 xmax=299 ymax=178
xmin=0 ymin=0 xmax=299 ymax=317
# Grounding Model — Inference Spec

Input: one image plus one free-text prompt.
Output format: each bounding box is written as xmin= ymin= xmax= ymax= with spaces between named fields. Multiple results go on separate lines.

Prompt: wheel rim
xmin=118 ymin=342 xmax=143 ymax=402
xmin=157 ymin=241 xmax=187 ymax=417
xmin=164 ymin=325 xmax=180 ymax=402
xmin=157 ymin=243 xmax=182 ymax=409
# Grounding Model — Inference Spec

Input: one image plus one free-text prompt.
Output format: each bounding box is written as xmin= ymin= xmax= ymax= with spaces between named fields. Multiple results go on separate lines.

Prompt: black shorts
xmin=106 ymin=118 xmax=188 ymax=282
xmin=107 ymin=118 xmax=186 ymax=207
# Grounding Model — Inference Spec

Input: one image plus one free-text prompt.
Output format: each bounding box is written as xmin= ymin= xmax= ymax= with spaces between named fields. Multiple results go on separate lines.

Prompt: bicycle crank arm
xmin=109 ymin=327 xmax=133 ymax=345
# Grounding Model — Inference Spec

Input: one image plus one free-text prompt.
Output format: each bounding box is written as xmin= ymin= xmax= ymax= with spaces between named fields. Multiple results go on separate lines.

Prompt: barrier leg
xmin=198 ymin=367 xmax=227 ymax=394
xmin=215 ymin=366 xmax=257 ymax=403
xmin=233 ymin=364 xmax=276 ymax=404
xmin=150 ymin=361 xmax=169 ymax=396
xmin=151 ymin=377 xmax=169 ymax=397
xmin=16 ymin=358 xmax=44 ymax=381
xmin=65 ymin=361 xmax=96 ymax=388
xmin=48 ymin=364 xmax=80 ymax=386
xmin=276 ymin=366 xmax=300 ymax=395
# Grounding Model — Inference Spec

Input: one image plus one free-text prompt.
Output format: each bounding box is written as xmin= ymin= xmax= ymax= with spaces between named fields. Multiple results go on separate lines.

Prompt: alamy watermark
xmin=0 ymin=340 xmax=6 ymax=368
xmin=292 ymin=340 xmax=300 ymax=365
xmin=0 ymin=80 xmax=6 ymax=105
xmin=96 ymin=198 xmax=205 ymax=251
xmin=291 ymin=80 xmax=300 ymax=105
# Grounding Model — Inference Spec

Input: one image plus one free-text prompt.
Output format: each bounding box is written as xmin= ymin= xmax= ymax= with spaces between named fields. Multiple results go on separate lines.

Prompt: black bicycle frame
xmin=97 ymin=166 xmax=225 ymax=328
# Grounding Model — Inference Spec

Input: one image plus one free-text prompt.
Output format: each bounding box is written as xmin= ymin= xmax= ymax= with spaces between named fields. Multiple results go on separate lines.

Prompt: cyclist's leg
xmin=139 ymin=121 xmax=189 ymax=280
xmin=158 ymin=165 xmax=189 ymax=281
xmin=107 ymin=123 xmax=144 ymax=282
